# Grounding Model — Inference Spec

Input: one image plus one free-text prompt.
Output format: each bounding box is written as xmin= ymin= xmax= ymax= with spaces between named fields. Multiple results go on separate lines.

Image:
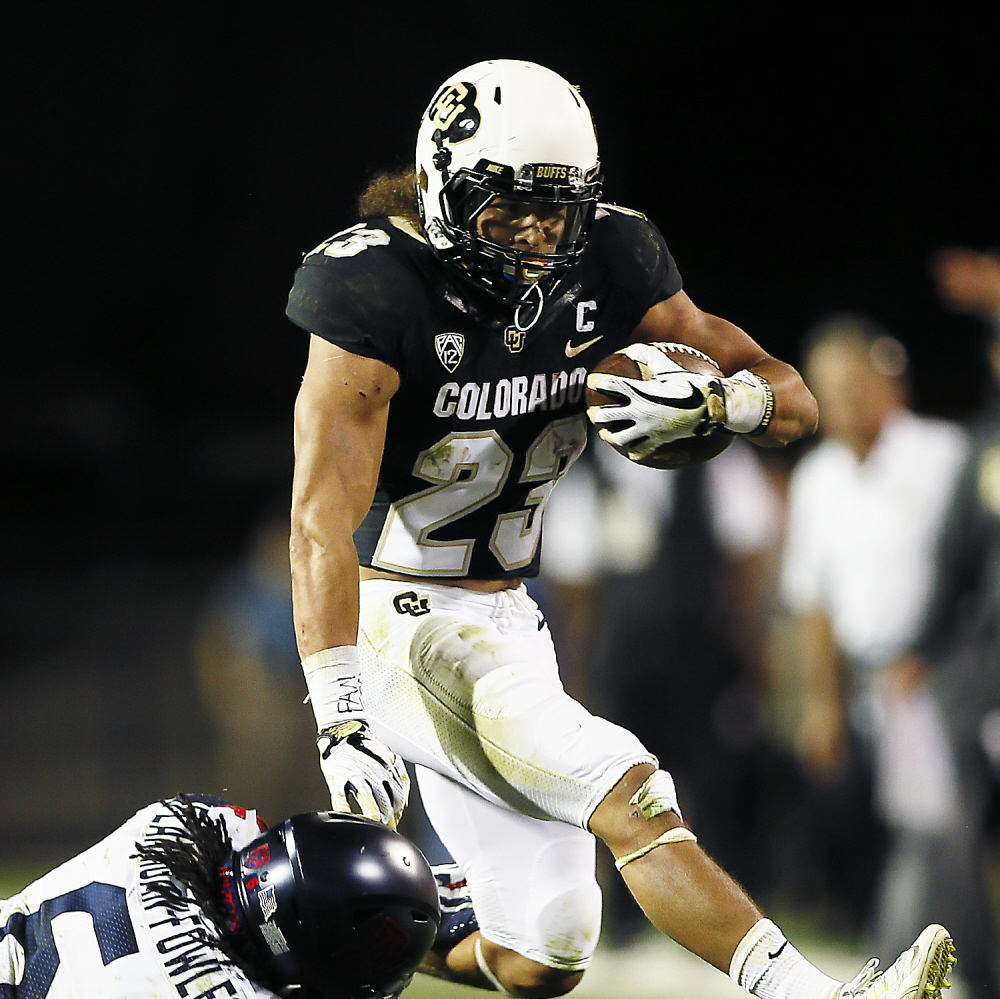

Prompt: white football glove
xmin=316 ymin=720 xmax=410 ymax=830
xmin=587 ymin=342 xmax=726 ymax=460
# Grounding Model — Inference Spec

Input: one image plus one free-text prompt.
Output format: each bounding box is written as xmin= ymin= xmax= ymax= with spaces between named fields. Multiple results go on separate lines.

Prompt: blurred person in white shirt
xmin=780 ymin=314 xmax=968 ymax=944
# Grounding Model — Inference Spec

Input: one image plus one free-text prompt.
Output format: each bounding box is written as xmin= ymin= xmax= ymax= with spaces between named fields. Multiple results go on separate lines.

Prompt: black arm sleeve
xmin=592 ymin=207 xmax=684 ymax=328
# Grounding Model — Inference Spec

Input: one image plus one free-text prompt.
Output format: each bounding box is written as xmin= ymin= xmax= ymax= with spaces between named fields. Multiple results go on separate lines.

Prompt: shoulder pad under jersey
xmin=286 ymin=218 xmax=433 ymax=373
xmin=590 ymin=203 xmax=683 ymax=309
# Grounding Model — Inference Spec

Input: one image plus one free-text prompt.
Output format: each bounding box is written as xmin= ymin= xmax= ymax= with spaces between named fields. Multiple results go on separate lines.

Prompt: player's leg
xmin=359 ymin=581 xmax=956 ymax=998
xmin=420 ymin=901 xmax=584 ymax=998
xmin=589 ymin=763 xmax=956 ymax=999
xmin=415 ymin=764 xmax=599 ymax=997
xmin=357 ymin=579 xmax=656 ymax=824
xmin=588 ymin=761 xmax=760 ymax=970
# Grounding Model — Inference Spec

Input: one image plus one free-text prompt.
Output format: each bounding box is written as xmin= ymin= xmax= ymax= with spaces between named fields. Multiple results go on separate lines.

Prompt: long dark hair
xmin=357 ymin=166 xmax=421 ymax=226
xmin=131 ymin=795 xmax=261 ymax=981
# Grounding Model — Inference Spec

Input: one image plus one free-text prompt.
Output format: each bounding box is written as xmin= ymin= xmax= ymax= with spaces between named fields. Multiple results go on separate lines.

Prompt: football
xmin=586 ymin=342 xmax=734 ymax=469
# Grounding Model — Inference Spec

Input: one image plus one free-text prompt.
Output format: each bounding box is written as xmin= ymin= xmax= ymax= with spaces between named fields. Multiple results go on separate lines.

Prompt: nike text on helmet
xmin=415 ymin=59 xmax=603 ymax=308
xmin=231 ymin=812 xmax=440 ymax=999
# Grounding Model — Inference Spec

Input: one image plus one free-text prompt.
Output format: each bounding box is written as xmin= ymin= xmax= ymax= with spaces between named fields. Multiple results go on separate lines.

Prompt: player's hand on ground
xmin=587 ymin=348 xmax=725 ymax=459
xmin=316 ymin=720 xmax=410 ymax=829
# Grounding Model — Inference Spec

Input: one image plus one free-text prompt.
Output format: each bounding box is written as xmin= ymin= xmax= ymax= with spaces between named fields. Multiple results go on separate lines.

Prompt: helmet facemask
xmin=433 ymin=160 xmax=601 ymax=308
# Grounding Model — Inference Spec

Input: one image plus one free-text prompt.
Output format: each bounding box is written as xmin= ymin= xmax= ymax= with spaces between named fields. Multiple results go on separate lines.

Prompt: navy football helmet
xmin=227 ymin=812 xmax=439 ymax=999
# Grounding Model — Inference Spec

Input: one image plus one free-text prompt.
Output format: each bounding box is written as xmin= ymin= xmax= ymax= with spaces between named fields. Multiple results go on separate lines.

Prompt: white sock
xmin=730 ymin=919 xmax=842 ymax=999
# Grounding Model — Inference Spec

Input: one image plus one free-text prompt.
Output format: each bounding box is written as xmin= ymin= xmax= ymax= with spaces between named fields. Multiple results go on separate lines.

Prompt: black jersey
xmin=286 ymin=206 xmax=682 ymax=580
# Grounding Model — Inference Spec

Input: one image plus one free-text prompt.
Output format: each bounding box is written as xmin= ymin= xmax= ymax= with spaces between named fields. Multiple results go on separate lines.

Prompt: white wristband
xmin=302 ymin=646 xmax=366 ymax=731
xmin=721 ymin=369 xmax=774 ymax=435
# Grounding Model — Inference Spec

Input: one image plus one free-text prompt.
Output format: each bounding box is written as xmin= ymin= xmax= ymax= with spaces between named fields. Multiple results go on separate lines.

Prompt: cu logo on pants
xmin=392 ymin=590 xmax=431 ymax=616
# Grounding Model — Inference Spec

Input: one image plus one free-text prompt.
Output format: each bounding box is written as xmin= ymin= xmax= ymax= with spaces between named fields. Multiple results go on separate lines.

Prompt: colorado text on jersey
xmin=432 ymin=368 xmax=587 ymax=420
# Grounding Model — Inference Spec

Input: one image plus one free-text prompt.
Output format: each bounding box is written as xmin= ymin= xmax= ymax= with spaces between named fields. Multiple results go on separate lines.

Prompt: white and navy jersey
xmin=0 ymin=797 xmax=271 ymax=999
xmin=286 ymin=206 xmax=682 ymax=580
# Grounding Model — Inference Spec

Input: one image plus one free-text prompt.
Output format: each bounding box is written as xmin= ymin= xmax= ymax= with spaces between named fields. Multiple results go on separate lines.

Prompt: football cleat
xmin=839 ymin=924 xmax=956 ymax=999
xmin=431 ymin=862 xmax=480 ymax=952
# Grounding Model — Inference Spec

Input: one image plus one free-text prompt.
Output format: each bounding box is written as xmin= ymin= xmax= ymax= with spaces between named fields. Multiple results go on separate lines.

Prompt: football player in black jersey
xmin=285 ymin=61 xmax=955 ymax=999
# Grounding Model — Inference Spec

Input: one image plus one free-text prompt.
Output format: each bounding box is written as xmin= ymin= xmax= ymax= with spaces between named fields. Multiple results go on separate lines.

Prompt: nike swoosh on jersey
xmin=565 ymin=335 xmax=604 ymax=357
xmin=629 ymin=382 xmax=705 ymax=409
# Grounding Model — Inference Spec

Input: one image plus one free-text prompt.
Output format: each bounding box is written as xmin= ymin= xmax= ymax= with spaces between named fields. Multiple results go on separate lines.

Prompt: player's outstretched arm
xmin=291 ymin=334 xmax=399 ymax=652
xmin=291 ymin=334 xmax=409 ymax=827
xmin=631 ymin=290 xmax=818 ymax=446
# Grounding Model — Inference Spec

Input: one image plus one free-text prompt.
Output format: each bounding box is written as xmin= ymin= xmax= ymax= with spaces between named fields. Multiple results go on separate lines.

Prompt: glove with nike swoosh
xmin=317 ymin=720 xmax=411 ymax=830
xmin=586 ymin=341 xmax=726 ymax=460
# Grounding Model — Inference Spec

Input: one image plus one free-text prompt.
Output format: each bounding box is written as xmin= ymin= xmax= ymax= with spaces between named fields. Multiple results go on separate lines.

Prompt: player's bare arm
xmin=632 ymin=290 xmax=819 ymax=446
xmin=291 ymin=333 xmax=399 ymax=655
xmin=291 ymin=334 xmax=409 ymax=829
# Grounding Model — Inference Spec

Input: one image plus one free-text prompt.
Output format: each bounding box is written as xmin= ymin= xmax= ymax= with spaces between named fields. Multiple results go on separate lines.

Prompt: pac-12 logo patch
xmin=435 ymin=332 xmax=465 ymax=372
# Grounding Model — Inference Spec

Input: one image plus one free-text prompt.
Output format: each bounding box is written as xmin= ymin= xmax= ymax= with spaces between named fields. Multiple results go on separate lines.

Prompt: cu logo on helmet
xmin=428 ymin=82 xmax=480 ymax=142
xmin=392 ymin=591 xmax=431 ymax=617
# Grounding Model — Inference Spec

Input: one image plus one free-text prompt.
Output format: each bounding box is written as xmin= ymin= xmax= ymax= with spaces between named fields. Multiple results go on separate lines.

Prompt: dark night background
xmin=2 ymin=5 xmax=998 ymax=853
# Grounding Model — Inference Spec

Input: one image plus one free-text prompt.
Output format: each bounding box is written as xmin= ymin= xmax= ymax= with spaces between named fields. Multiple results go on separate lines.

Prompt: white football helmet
xmin=415 ymin=60 xmax=602 ymax=310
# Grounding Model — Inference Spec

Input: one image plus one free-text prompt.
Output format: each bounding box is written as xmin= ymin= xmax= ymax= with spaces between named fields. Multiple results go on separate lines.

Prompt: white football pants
xmin=357 ymin=578 xmax=656 ymax=969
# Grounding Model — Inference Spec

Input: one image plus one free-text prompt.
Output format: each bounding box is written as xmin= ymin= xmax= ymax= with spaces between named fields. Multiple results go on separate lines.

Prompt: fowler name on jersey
xmin=286 ymin=205 xmax=682 ymax=579
xmin=1 ymin=798 xmax=267 ymax=999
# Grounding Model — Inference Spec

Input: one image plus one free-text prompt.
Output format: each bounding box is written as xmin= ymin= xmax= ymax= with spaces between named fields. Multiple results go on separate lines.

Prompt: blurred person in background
xmin=778 ymin=315 xmax=969 ymax=941
xmin=934 ymin=248 xmax=1000 ymax=333
xmin=538 ymin=438 xmax=784 ymax=944
xmin=193 ymin=505 xmax=324 ymax=825
xmin=881 ymin=247 xmax=1000 ymax=998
